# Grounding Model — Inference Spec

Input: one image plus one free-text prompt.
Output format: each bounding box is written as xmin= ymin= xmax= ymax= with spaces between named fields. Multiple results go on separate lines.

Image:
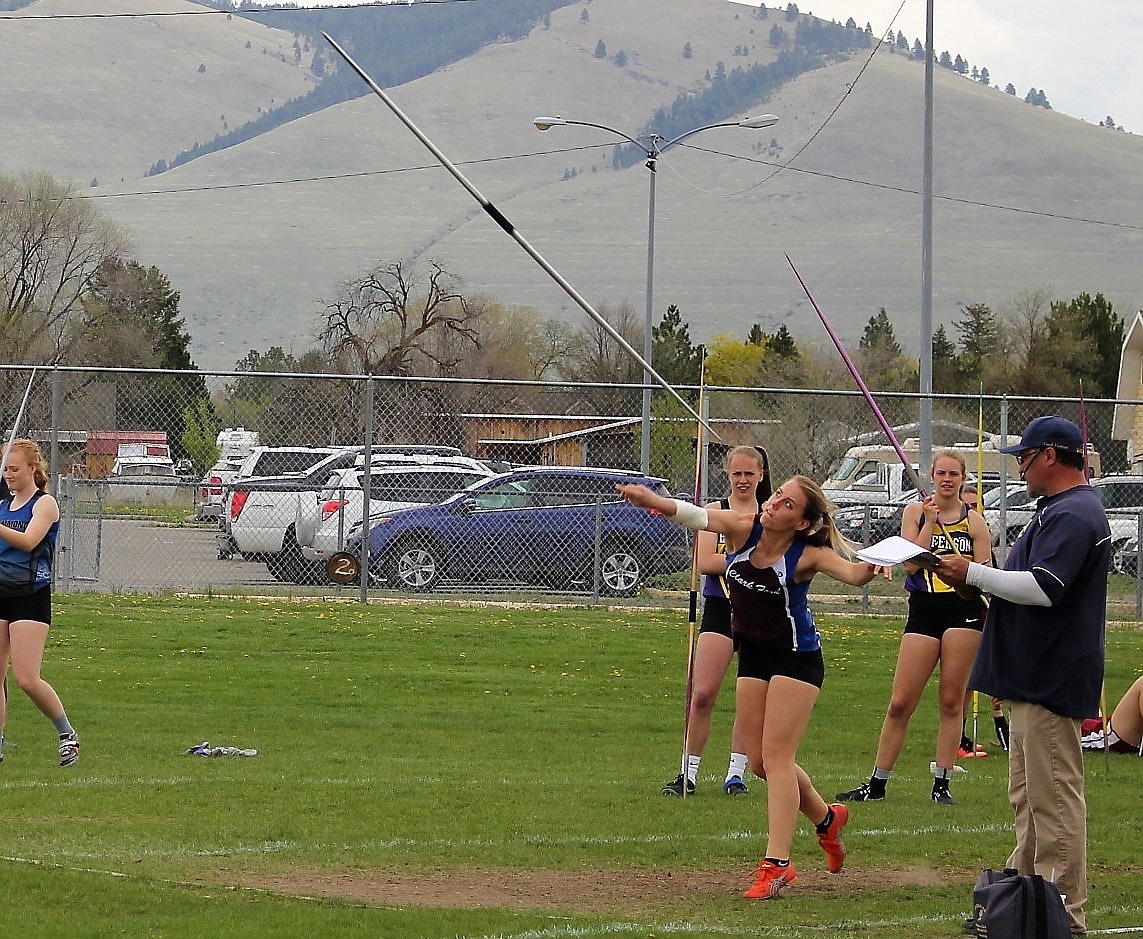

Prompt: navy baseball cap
xmin=999 ymin=416 xmax=1084 ymax=454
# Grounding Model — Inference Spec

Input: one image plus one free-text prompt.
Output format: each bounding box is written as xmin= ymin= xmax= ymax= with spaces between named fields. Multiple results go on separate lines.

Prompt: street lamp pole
xmin=535 ymin=114 xmax=778 ymax=474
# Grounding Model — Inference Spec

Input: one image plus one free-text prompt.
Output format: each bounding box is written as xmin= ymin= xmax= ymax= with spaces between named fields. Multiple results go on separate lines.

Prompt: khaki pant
xmin=1006 ymin=701 xmax=1087 ymax=934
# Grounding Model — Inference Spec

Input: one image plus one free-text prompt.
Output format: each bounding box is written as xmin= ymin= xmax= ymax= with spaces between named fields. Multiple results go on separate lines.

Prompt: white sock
xmin=726 ymin=752 xmax=749 ymax=782
xmin=685 ymin=753 xmax=701 ymax=784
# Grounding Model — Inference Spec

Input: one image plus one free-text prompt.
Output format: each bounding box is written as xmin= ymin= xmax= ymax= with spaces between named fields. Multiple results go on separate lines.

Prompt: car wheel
xmin=1109 ymin=538 xmax=1131 ymax=574
xmin=266 ymin=527 xmax=322 ymax=584
xmin=599 ymin=542 xmax=645 ymax=597
xmin=387 ymin=537 xmax=443 ymax=592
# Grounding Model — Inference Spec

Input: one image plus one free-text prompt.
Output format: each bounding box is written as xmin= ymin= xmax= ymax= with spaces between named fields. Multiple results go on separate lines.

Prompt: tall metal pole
xmin=919 ymin=0 xmax=935 ymax=478
xmin=641 ymin=149 xmax=658 ymax=475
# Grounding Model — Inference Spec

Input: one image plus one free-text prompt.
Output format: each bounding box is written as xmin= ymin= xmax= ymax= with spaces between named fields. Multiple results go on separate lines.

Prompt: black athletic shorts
xmin=904 ymin=590 xmax=983 ymax=640
xmin=0 ymin=586 xmax=52 ymax=626
xmin=699 ymin=595 xmax=733 ymax=640
xmin=737 ymin=641 xmax=825 ymax=688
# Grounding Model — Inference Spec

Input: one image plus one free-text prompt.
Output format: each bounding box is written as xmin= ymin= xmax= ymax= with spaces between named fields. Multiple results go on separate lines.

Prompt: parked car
xmin=1112 ymin=535 xmax=1143 ymax=576
xmin=296 ymin=457 xmax=496 ymax=567
xmin=350 ymin=466 xmax=691 ymax=596
xmin=982 ymin=482 xmax=1038 ymax=546
xmin=985 ymin=479 xmax=1141 ymax=568
xmin=1091 ymin=474 xmax=1143 ymax=516
xmin=197 ymin=458 xmax=245 ymax=521
xmin=223 ymin=444 xmax=474 ymax=582
xmin=832 ymin=490 xmax=923 ymax=545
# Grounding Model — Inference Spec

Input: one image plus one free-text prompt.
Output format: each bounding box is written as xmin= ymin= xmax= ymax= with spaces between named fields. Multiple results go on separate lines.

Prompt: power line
xmin=74 ymin=141 xmax=1143 ymax=234
xmin=0 ymin=0 xmax=477 ymax=21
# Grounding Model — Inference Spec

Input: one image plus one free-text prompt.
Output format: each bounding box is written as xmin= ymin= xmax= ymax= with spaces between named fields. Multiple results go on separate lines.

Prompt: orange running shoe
xmin=743 ymin=860 xmax=797 ymax=899
xmin=816 ymin=802 xmax=848 ymax=874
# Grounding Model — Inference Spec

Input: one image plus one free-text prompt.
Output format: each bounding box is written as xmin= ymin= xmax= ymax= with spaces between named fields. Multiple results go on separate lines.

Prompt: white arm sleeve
xmin=965 ymin=562 xmax=1051 ymax=606
xmin=671 ymin=499 xmax=710 ymax=530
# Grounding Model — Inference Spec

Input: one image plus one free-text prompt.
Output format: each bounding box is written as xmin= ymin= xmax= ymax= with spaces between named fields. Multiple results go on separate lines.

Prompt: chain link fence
xmin=3 ymin=365 xmax=1141 ymax=620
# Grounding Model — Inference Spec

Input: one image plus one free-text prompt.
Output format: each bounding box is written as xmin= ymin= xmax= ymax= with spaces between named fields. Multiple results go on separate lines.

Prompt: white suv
xmin=297 ymin=457 xmax=494 ymax=567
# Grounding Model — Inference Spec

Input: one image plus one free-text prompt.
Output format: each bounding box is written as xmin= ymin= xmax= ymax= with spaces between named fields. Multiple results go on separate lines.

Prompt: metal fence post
xmin=50 ymin=366 xmax=60 ymax=499
xmin=359 ymin=375 xmax=374 ymax=604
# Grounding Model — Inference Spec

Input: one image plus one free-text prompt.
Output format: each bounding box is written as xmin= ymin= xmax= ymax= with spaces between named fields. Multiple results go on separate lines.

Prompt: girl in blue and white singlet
xmin=0 ymin=438 xmax=80 ymax=768
xmin=662 ymin=445 xmax=771 ymax=798
xmin=618 ymin=474 xmax=887 ymax=900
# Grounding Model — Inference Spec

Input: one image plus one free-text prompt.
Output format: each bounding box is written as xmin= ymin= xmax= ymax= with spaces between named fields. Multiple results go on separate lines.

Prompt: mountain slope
xmin=0 ymin=0 xmax=316 ymax=185
xmin=9 ymin=0 xmax=1143 ymax=370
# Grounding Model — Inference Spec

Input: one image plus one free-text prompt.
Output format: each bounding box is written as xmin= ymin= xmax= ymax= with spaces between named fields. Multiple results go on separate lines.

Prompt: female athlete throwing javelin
xmin=618 ymin=475 xmax=887 ymax=899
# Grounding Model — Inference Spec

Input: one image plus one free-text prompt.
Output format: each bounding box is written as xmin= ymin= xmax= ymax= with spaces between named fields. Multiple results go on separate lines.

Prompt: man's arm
xmin=938 ymin=555 xmax=1051 ymax=606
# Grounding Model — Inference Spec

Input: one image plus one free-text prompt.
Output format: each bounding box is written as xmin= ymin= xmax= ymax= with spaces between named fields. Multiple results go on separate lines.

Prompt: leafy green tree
xmin=953 ymin=301 xmax=1000 ymax=388
xmin=979 ymin=66 xmax=990 ymax=85
xmin=857 ymin=309 xmax=914 ymax=391
xmin=652 ymin=304 xmax=703 ymax=387
xmin=768 ymin=23 xmax=786 ymax=46
xmin=0 ymin=170 xmax=129 ymax=366
xmin=912 ymin=38 xmax=924 ymax=59
xmin=682 ymin=42 xmax=692 ymax=59
xmin=71 ymin=258 xmax=208 ymax=457
xmin=768 ymin=325 xmax=799 ymax=359
xmin=1046 ymin=292 xmax=1124 ymax=397
xmin=932 ymin=323 xmax=958 ymax=392
xmin=182 ymin=399 xmax=220 ymax=474
xmin=594 ymin=38 xmax=606 ymax=58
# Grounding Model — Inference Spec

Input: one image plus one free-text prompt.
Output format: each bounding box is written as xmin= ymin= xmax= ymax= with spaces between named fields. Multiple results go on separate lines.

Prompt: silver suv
xmin=296 ymin=456 xmax=495 ymax=567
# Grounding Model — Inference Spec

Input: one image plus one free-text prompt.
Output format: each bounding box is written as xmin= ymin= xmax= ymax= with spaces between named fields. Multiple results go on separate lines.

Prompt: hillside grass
xmin=1 ymin=594 xmax=1139 ymax=937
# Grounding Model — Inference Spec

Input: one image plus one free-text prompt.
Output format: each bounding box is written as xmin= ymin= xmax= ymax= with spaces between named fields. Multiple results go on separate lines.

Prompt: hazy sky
xmin=298 ymin=0 xmax=1143 ymax=135
xmin=727 ymin=0 xmax=1143 ymax=133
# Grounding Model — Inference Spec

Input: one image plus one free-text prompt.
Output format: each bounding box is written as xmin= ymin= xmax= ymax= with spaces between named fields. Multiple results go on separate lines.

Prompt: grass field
xmin=1 ymin=594 xmax=1140 ymax=938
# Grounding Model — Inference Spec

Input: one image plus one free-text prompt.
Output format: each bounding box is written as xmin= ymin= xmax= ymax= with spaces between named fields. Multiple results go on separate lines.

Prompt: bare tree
xmin=0 ymin=170 xmax=129 ymax=364
xmin=319 ymin=259 xmax=479 ymax=376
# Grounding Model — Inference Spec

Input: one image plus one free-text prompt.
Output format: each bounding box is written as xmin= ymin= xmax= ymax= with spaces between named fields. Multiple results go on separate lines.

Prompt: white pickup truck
xmin=223 ymin=445 xmax=473 ymax=583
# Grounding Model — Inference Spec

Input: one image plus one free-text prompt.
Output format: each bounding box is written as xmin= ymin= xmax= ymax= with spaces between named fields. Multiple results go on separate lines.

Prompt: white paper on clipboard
xmin=857 ymin=536 xmax=941 ymax=570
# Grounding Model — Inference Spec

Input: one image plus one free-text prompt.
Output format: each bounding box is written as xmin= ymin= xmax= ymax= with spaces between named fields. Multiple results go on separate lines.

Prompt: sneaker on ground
xmin=59 ymin=733 xmax=80 ymax=767
xmin=743 ymin=860 xmax=797 ymax=899
xmin=930 ymin=761 xmax=967 ymax=774
xmin=723 ymin=776 xmax=749 ymax=796
xmin=931 ymin=787 xmax=956 ymax=805
xmin=957 ymin=744 xmax=988 ymax=759
xmin=836 ymin=781 xmax=885 ymax=802
xmin=661 ymin=773 xmax=696 ymax=797
xmin=816 ymin=802 xmax=848 ymax=873
xmin=1081 ymin=731 xmax=1109 ymax=750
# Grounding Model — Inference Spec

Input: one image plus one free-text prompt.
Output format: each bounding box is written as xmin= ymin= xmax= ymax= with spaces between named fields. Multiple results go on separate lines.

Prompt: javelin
xmin=784 ymin=254 xmax=980 ymax=595
xmin=1 ymin=367 xmax=37 ymax=480
xmin=322 ymin=32 xmax=718 ymax=439
xmin=679 ymin=353 xmax=707 ymax=797
xmin=784 ymin=254 xmax=926 ymax=495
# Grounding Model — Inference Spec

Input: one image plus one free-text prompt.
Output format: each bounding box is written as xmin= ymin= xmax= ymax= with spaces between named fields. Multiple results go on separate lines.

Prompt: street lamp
xmin=534 ymin=112 xmax=779 ymax=474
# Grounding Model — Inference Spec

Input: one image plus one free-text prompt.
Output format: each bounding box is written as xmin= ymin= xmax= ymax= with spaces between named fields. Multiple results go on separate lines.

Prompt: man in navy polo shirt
xmin=940 ymin=416 xmax=1109 ymax=936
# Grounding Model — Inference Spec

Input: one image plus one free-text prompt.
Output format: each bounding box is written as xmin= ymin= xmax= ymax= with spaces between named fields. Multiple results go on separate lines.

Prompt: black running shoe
xmin=662 ymin=773 xmax=696 ymax=796
xmin=837 ymin=781 xmax=885 ymax=802
xmin=931 ymin=786 xmax=956 ymax=805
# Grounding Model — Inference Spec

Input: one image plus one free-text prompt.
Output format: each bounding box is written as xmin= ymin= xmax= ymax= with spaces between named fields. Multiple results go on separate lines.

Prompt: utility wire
xmin=0 ymin=0 xmax=477 ymax=20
